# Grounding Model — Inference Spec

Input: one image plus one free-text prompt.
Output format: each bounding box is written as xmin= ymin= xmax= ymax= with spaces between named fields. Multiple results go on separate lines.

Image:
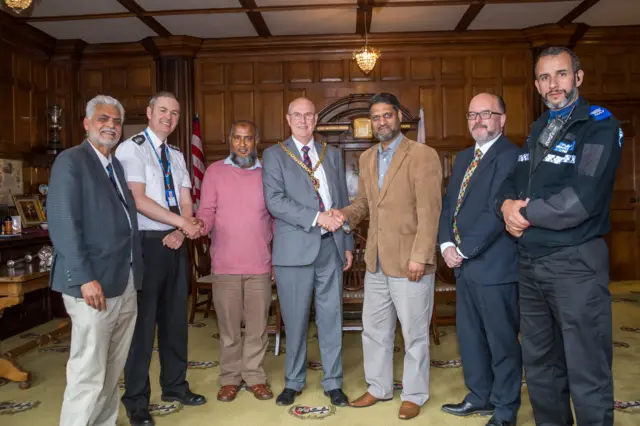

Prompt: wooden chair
xmin=342 ymin=232 xmax=367 ymax=331
xmin=430 ymin=251 xmax=457 ymax=345
xmin=187 ymin=237 xmax=283 ymax=356
xmin=188 ymin=236 xmax=213 ymax=324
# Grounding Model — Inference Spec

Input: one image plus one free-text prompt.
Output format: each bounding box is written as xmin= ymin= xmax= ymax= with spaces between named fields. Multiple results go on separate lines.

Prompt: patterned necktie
xmin=106 ymin=163 xmax=128 ymax=209
xmin=452 ymin=148 xmax=483 ymax=244
xmin=301 ymin=146 xmax=325 ymax=212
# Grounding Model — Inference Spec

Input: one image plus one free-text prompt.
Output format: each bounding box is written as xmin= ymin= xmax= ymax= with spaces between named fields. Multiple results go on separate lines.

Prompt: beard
xmin=374 ymin=124 xmax=401 ymax=142
xmin=230 ymin=152 xmax=257 ymax=169
xmin=89 ymin=127 xmax=119 ymax=149
xmin=471 ymin=123 xmax=500 ymax=145
xmin=543 ymin=84 xmax=578 ymax=110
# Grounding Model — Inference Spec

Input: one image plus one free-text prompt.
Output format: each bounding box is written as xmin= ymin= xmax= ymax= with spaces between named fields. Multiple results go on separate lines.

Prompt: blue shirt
xmin=224 ymin=155 xmax=261 ymax=170
xmin=377 ymin=132 xmax=403 ymax=189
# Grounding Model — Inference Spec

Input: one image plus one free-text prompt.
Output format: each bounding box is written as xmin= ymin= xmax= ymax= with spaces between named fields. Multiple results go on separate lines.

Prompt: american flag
xmin=191 ymin=114 xmax=205 ymax=210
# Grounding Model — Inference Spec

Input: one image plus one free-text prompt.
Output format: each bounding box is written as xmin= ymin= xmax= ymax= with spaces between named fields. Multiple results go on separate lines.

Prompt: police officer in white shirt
xmin=116 ymin=91 xmax=206 ymax=426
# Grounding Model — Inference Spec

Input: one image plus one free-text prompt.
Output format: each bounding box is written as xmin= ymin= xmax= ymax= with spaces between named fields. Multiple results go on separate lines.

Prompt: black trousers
xmin=519 ymin=238 xmax=613 ymax=426
xmin=122 ymin=230 xmax=189 ymax=411
xmin=456 ymin=274 xmax=522 ymax=422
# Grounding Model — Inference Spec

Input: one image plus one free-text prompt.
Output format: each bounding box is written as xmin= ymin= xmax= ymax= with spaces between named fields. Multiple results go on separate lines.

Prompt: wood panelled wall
xmin=194 ymin=47 xmax=534 ymax=164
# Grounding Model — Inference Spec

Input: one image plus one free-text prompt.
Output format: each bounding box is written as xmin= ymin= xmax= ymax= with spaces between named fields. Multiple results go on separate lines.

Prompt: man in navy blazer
xmin=438 ymin=93 xmax=522 ymax=426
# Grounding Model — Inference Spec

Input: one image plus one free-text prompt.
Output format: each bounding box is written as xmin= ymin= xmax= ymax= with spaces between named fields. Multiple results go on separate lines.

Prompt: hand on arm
xmin=501 ymin=198 xmax=530 ymax=237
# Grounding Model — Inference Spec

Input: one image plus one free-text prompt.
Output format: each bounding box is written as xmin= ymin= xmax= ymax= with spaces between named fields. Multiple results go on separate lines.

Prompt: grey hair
xmin=149 ymin=91 xmax=178 ymax=109
xmin=228 ymin=120 xmax=260 ymax=144
xmin=85 ymin=95 xmax=125 ymax=121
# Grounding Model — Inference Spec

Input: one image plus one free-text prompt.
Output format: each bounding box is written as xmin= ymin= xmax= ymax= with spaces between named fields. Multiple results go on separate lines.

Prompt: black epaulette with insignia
xmin=168 ymin=144 xmax=181 ymax=152
xmin=132 ymin=134 xmax=146 ymax=145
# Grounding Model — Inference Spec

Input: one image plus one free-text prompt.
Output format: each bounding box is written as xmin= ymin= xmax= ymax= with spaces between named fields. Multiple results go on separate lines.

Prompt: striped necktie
xmin=452 ymin=148 xmax=482 ymax=244
xmin=301 ymin=146 xmax=325 ymax=212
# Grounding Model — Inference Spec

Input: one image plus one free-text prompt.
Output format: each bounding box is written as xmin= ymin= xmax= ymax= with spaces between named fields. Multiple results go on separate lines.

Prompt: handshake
xmin=317 ymin=209 xmax=350 ymax=233
xmin=178 ymin=216 xmax=206 ymax=239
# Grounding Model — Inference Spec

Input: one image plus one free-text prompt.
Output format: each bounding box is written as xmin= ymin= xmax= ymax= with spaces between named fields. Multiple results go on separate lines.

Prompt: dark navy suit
xmin=437 ymin=135 xmax=522 ymax=422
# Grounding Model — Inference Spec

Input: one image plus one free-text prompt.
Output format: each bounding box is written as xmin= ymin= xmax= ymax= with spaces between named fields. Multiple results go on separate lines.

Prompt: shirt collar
xmin=549 ymin=97 xmax=580 ymax=119
xmin=378 ymin=132 xmax=403 ymax=155
xmin=292 ymin=136 xmax=315 ymax=154
xmin=88 ymin=140 xmax=113 ymax=168
xmin=145 ymin=127 xmax=165 ymax=149
xmin=476 ymin=133 xmax=502 ymax=156
xmin=224 ymin=155 xmax=262 ymax=170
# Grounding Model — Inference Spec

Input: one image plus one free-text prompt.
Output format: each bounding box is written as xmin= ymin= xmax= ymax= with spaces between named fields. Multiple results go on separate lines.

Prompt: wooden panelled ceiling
xmin=3 ymin=0 xmax=639 ymax=44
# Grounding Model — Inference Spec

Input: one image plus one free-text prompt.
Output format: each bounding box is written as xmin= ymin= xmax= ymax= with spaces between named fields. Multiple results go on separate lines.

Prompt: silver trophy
xmin=47 ymin=104 xmax=64 ymax=155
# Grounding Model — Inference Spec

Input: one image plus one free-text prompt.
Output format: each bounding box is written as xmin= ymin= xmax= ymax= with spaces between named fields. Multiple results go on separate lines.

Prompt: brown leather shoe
xmin=349 ymin=392 xmax=392 ymax=408
xmin=248 ymin=384 xmax=273 ymax=400
xmin=399 ymin=401 xmax=420 ymax=420
xmin=217 ymin=385 xmax=240 ymax=402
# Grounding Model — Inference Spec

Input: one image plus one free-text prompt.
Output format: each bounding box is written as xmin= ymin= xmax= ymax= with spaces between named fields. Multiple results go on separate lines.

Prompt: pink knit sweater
xmin=196 ymin=160 xmax=273 ymax=275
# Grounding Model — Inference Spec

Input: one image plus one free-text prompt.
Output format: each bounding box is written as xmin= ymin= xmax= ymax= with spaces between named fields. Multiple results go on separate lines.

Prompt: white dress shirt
xmin=115 ymin=127 xmax=192 ymax=231
xmin=88 ymin=142 xmax=131 ymax=227
xmin=291 ymin=136 xmax=332 ymax=233
xmin=441 ymin=133 xmax=502 ymax=259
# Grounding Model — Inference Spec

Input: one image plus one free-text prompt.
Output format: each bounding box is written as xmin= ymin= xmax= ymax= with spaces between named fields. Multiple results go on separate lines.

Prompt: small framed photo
xmin=12 ymin=195 xmax=46 ymax=227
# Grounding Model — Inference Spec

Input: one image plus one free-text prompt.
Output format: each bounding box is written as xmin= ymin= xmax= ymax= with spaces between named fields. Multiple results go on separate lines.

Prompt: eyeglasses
xmin=371 ymin=112 xmax=395 ymax=122
xmin=466 ymin=110 xmax=503 ymax=120
xmin=288 ymin=112 xmax=316 ymax=121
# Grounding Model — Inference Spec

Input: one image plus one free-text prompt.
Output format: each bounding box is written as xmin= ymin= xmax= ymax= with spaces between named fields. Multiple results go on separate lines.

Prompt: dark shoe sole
xmin=275 ymin=391 xmax=302 ymax=406
xmin=441 ymin=406 xmax=495 ymax=417
xmin=161 ymin=396 xmax=207 ymax=406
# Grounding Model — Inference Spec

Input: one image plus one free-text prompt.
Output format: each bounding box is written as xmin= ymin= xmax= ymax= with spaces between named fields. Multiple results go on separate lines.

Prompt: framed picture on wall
xmin=343 ymin=148 xmax=367 ymax=201
xmin=12 ymin=194 xmax=46 ymax=227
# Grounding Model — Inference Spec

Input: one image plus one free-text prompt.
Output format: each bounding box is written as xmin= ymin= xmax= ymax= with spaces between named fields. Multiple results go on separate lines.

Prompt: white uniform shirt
xmin=115 ymin=127 xmax=192 ymax=231
xmin=291 ymin=137 xmax=332 ymax=233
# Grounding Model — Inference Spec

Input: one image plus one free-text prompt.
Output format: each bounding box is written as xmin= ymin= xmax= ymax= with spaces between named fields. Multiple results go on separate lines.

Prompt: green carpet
xmin=1 ymin=281 xmax=639 ymax=425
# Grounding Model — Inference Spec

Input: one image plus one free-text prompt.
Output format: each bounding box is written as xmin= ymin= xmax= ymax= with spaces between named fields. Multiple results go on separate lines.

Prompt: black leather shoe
xmin=441 ymin=400 xmax=494 ymax=417
xmin=324 ymin=388 xmax=349 ymax=407
xmin=276 ymin=388 xmax=301 ymax=406
xmin=161 ymin=390 xmax=207 ymax=406
xmin=486 ymin=415 xmax=515 ymax=426
xmin=128 ymin=408 xmax=154 ymax=426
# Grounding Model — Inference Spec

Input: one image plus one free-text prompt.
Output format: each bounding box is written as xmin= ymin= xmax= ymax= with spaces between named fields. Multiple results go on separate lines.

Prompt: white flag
xmin=417 ymin=107 xmax=426 ymax=144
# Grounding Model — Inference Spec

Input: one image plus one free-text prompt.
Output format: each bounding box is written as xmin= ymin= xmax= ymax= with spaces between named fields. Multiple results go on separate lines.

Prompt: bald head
xmin=286 ymin=97 xmax=317 ymax=144
xmin=467 ymin=93 xmax=506 ymax=145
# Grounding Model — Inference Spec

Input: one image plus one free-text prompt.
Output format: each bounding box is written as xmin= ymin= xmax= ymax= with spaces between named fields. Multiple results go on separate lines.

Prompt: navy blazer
xmin=438 ymin=135 xmax=519 ymax=285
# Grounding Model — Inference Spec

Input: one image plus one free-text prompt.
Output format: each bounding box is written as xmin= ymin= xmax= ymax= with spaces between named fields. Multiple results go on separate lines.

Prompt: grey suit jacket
xmin=47 ymin=140 xmax=143 ymax=298
xmin=262 ymin=137 xmax=354 ymax=266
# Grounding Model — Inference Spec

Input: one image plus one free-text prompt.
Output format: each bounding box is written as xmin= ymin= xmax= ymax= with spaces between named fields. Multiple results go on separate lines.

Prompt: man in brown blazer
xmin=333 ymin=93 xmax=442 ymax=420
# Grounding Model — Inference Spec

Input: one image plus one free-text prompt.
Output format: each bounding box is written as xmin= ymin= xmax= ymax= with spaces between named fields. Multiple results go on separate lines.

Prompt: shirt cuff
xmin=456 ymin=247 xmax=467 ymax=259
xmin=312 ymin=212 xmax=320 ymax=228
xmin=440 ymin=242 xmax=456 ymax=253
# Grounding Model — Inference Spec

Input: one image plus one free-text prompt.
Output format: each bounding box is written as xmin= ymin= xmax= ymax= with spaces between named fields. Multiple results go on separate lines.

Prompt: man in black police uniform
xmin=116 ymin=92 xmax=206 ymax=426
xmin=498 ymin=47 xmax=622 ymax=426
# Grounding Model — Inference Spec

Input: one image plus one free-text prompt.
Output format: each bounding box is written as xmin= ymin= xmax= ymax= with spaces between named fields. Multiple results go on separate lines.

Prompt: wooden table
xmin=0 ymin=262 xmax=70 ymax=389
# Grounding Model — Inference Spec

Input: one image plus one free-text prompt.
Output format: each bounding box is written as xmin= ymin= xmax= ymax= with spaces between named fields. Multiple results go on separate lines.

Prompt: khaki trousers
xmin=362 ymin=270 xmax=435 ymax=406
xmin=60 ymin=272 xmax=137 ymax=426
xmin=211 ymin=273 xmax=272 ymax=386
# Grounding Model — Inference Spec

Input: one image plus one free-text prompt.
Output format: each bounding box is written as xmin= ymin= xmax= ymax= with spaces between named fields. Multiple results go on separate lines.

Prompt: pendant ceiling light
xmin=352 ymin=10 xmax=381 ymax=74
xmin=4 ymin=0 xmax=33 ymax=14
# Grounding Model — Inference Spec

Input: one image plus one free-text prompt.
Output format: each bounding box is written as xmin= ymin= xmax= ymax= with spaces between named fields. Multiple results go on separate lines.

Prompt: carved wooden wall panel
xmin=195 ymin=49 xmax=534 ymax=165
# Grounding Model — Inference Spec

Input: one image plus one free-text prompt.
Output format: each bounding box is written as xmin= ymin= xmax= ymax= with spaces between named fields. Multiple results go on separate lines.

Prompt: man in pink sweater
xmin=196 ymin=120 xmax=274 ymax=403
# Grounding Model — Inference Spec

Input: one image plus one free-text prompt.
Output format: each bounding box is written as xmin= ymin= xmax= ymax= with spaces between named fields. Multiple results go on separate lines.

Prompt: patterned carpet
xmin=1 ymin=281 xmax=639 ymax=425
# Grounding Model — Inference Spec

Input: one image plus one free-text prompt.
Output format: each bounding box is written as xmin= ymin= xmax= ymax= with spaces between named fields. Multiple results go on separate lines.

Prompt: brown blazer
xmin=342 ymin=136 xmax=442 ymax=277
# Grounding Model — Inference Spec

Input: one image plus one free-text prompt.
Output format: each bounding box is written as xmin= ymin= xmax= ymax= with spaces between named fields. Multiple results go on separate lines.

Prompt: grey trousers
xmin=60 ymin=272 xmax=137 ymax=426
xmin=362 ymin=269 xmax=435 ymax=406
xmin=274 ymin=237 xmax=344 ymax=392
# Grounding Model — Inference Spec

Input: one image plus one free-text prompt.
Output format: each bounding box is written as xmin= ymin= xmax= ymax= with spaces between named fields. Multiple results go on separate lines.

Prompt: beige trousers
xmin=59 ymin=273 xmax=137 ymax=426
xmin=211 ymin=273 xmax=272 ymax=387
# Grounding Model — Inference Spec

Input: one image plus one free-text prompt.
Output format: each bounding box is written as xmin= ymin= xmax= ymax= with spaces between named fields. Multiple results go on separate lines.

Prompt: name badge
xmin=166 ymin=189 xmax=177 ymax=207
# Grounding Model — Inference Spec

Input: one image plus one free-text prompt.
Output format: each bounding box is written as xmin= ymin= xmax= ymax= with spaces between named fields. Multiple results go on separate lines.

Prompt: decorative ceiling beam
xmin=238 ymin=0 xmax=271 ymax=38
xmin=356 ymin=0 xmax=374 ymax=36
xmin=455 ymin=0 xmax=486 ymax=32
xmin=115 ymin=0 xmax=171 ymax=37
xmin=22 ymin=0 xmax=588 ymax=22
xmin=558 ymin=0 xmax=601 ymax=25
